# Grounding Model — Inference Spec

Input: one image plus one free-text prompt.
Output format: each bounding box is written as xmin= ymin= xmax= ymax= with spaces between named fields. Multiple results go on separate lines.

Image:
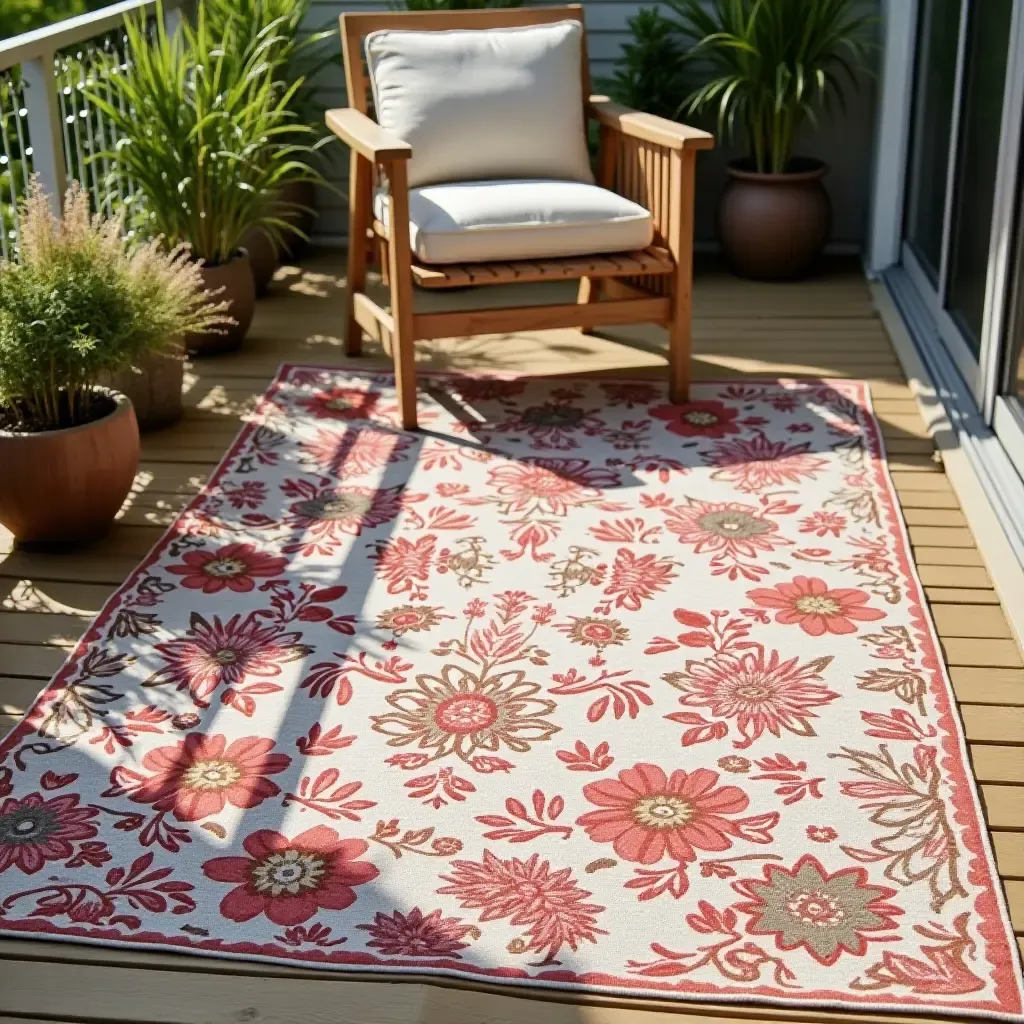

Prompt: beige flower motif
xmin=371 ymin=664 xmax=559 ymax=765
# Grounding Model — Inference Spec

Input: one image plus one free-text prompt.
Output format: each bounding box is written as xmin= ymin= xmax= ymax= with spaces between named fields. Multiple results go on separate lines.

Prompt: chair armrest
xmin=325 ymin=108 xmax=412 ymax=163
xmin=588 ymin=96 xmax=713 ymax=152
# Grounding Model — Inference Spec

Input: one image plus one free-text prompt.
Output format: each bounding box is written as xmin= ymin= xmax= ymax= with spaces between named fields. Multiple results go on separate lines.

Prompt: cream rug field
xmin=1 ymin=368 xmax=1021 ymax=1019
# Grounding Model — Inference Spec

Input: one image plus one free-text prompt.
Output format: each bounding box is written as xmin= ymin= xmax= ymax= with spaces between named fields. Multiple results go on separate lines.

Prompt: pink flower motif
xmin=485 ymin=459 xmax=619 ymax=516
xmin=649 ymin=400 xmax=741 ymax=439
xmin=602 ymin=548 xmax=678 ymax=611
xmin=577 ymin=763 xmax=750 ymax=865
xmin=663 ymin=498 xmax=785 ymax=560
xmin=166 ymin=542 xmax=287 ymax=594
xmin=799 ymin=511 xmax=847 ymax=538
xmin=146 ymin=612 xmax=311 ymax=706
xmin=704 ymin=434 xmax=828 ymax=493
xmin=663 ymin=645 xmax=840 ymax=747
xmin=438 ymin=850 xmax=606 ymax=962
xmin=0 ymin=792 xmax=99 ymax=874
xmin=464 ymin=599 xmax=487 ymax=619
xmin=112 ymin=733 xmax=291 ymax=821
xmin=299 ymin=427 xmax=412 ymax=477
xmin=807 ymin=825 xmax=838 ymax=843
xmin=203 ymin=825 xmax=378 ymax=926
xmin=746 ymin=576 xmax=885 ymax=636
xmin=357 ymin=907 xmax=476 ymax=958
xmin=370 ymin=535 xmax=435 ymax=596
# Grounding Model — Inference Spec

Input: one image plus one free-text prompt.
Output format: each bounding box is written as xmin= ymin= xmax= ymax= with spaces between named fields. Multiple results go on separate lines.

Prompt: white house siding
xmin=304 ymin=0 xmax=879 ymax=251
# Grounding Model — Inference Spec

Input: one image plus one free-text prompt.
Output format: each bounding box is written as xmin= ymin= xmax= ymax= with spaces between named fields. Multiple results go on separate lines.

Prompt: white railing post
xmin=163 ymin=3 xmax=184 ymax=37
xmin=20 ymin=52 xmax=67 ymax=214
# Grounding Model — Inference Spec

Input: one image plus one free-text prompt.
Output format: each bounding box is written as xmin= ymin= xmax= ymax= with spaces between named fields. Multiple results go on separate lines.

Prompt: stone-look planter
xmin=184 ymin=251 xmax=256 ymax=356
xmin=100 ymin=347 xmax=184 ymax=432
xmin=718 ymin=158 xmax=832 ymax=280
xmin=0 ymin=389 xmax=140 ymax=547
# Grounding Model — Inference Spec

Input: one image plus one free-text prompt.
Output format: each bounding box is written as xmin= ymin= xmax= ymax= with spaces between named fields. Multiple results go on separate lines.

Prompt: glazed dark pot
xmin=277 ymin=179 xmax=317 ymax=261
xmin=718 ymin=158 xmax=831 ymax=280
xmin=184 ymin=251 xmax=256 ymax=356
xmin=241 ymin=227 xmax=279 ymax=297
xmin=0 ymin=388 xmax=140 ymax=547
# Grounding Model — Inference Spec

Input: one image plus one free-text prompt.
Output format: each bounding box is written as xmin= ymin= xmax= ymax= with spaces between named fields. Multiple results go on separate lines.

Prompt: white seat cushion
xmin=365 ymin=21 xmax=593 ymax=189
xmin=374 ymin=179 xmax=654 ymax=265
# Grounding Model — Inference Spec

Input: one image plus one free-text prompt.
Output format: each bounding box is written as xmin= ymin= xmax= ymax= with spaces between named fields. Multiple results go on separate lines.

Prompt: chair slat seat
xmin=409 ymin=245 xmax=674 ymax=289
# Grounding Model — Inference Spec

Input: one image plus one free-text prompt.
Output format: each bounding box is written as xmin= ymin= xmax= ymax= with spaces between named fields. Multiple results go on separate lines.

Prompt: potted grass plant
xmin=0 ymin=181 xmax=229 ymax=546
xmin=668 ymin=0 xmax=872 ymax=279
xmin=89 ymin=2 xmax=323 ymax=351
xmin=206 ymin=0 xmax=335 ymax=291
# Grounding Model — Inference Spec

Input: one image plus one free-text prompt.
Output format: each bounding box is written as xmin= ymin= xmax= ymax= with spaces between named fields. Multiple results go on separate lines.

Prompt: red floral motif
xmin=746 ymin=576 xmax=885 ymax=636
xmin=663 ymin=498 xmax=785 ymax=560
xmin=650 ymin=400 xmax=740 ymax=438
xmin=146 ymin=612 xmax=310 ymax=707
xmin=800 ymin=511 xmax=848 ymax=538
xmin=202 ymin=826 xmax=378 ymax=926
xmin=166 ymin=543 xmax=287 ymax=594
xmin=807 ymin=825 xmax=838 ymax=843
xmin=299 ymin=427 xmax=412 ymax=477
xmin=663 ymin=645 xmax=840 ymax=748
xmin=577 ymin=764 xmax=751 ymax=865
xmin=732 ymin=854 xmax=903 ymax=965
xmin=298 ymin=386 xmax=380 ymax=420
xmin=370 ymin=535 xmax=436 ymax=598
xmin=704 ymin=434 xmax=828 ymax=493
xmin=357 ymin=907 xmax=476 ymax=958
xmin=0 ymin=792 xmax=99 ymax=874
xmin=438 ymin=850 xmax=606 ymax=963
xmin=109 ymin=733 xmax=291 ymax=821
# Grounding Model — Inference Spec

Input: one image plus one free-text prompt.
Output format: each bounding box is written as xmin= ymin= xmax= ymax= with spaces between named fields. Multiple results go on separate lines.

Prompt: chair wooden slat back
xmin=340 ymin=5 xmax=589 ymax=117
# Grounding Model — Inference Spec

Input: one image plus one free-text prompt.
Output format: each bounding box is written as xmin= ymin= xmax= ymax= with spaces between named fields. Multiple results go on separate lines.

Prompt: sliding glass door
xmin=900 ymin=0 xmax=1017 ymax=399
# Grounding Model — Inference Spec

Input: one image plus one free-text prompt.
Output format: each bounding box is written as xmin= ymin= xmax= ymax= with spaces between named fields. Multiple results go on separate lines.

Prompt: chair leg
xmin=577 ymin=276 xmax=602 ymax=305
xmin=667 ymin=316 xmax=691 ymax=404
xmin=666 ymin=149 xmax=696 ymax=404
xmin=345 ymin=151 xmax=371 ymax=357
xmin=386 ymin=161 xmax=418 ymax=431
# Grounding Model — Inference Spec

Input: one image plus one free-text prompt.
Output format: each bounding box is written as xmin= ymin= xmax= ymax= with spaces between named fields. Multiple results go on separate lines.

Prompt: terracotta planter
xmin=184 ymin=251 xmax=256 ymax=356
xmin=241 ymin=228 xmax=279 ymax=297
xmin=100 ymin=347 xmax=184 ymax=432
xmin=718 ymin=158 xmax=831 ymax=280
xmin=0 ymin=389 xmax=140 ymax=547
xmin=278 ymin=179 xmax=317 ymax=261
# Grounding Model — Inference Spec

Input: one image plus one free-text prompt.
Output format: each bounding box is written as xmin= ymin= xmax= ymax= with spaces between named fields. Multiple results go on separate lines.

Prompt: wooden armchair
xmin=328 ymin=5 xmax=713 ymax=430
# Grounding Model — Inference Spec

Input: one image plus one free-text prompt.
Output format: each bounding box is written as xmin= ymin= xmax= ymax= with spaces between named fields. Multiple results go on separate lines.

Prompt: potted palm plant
xmin=0 ymin=181 xmax=229 ymax=546
xmin=669 ymin=0 xmax=872 ymax=279
xmin=90 ymin=2 xmax=323 ymax=351
xmin=206 ymin=0 xmax=335 ymax=292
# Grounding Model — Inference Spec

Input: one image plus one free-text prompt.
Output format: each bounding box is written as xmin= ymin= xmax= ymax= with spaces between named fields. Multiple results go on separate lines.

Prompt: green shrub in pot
xmin=0 ymin=180 xmax=229 ymax=546
xmin=88 ymin=1 xmax=324 ymax=349
xmin=668 ymin=0 xmax=873 ymax=279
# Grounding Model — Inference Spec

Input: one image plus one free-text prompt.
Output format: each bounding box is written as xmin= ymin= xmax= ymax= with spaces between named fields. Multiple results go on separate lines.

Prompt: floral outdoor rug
xmin=1 ymin=368 xmax=1021 ymax=1019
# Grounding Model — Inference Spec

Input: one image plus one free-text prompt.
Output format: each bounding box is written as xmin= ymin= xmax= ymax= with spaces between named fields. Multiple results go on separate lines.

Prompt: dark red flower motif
xmin=649 ymin=400 xmax=740 ymax=439
xmin=166 ymin=543 xmax=288 ymax=594
xmin=299 ymin=386 xmax=381 ymax=421
xmin=0 ymin=792 xmax=99 ymax=874
xmin=146 ymin=612 xmax=311 ymax=707
xmin=202 ymin=825 xmax=379 ymax=926
xmin=112 ymin=733 xmax=291 ymax=821
xmin=357 ymin=906 xmax=476 ymax=958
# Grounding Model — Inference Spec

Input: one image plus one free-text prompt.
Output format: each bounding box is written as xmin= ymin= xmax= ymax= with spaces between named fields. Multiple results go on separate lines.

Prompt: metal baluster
xmin=0 ymin=76 xmax=13 ymax=261
xmin=98 ymin=35 xmax=120 ymax=215
xmin=56 ymin=55 xmax=76 ymax=182
xmin=76 ymin=45 xmax=101 ymax=210
xmin=68 ymin=51 xmax=88 ymax=192
xmin=0 ymin=85 xmax=21 ymax=257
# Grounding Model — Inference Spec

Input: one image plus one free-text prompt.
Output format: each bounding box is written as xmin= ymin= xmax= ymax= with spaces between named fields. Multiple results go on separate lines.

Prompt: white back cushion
xmin=365 ymin=20 xmax=594 ymax=189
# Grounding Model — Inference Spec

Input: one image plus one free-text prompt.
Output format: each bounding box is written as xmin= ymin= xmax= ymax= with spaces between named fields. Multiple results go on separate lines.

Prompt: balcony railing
xmin=0 ymin=0 xmax=185 ymax=259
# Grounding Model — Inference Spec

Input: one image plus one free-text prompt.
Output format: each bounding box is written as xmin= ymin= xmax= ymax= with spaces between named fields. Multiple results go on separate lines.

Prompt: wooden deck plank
xmin=929 ymin=604 xmax=1013 ymax=638
xmin=949 ymin=666 xmax=1024 ymax=706
xmin=941 ymin=637 xmax=1024 ymax=668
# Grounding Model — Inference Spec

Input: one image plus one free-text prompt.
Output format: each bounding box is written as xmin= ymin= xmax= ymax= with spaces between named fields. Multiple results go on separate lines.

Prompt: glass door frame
xmin=871 ymin=0 xmax=1024 ymax=431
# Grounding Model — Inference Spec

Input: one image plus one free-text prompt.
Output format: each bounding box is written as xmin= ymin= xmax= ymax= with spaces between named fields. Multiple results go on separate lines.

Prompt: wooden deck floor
xmin=0 ymin=252 xmax=1022 ymax=1023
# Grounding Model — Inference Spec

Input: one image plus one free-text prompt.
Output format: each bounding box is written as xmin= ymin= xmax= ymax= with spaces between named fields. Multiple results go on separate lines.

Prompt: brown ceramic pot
xmin=0 ymin=389 xmax=140 ymax=547
xmin=100 ymin=346 xmax=184 ymax=432
xmin=184 ymin=251 xmax=256 ymax=356
xmin=718 ymin=158 xmax=831 ymax=280
xmin=241 ymin=228 xmax=279 ymax=297
xmin=277 ymin=179 xmax=317 ymax=261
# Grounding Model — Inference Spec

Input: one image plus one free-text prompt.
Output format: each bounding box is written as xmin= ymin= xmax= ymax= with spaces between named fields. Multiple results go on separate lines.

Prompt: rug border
xmin=1 ymin=366 xmax=1021 ymax=1021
